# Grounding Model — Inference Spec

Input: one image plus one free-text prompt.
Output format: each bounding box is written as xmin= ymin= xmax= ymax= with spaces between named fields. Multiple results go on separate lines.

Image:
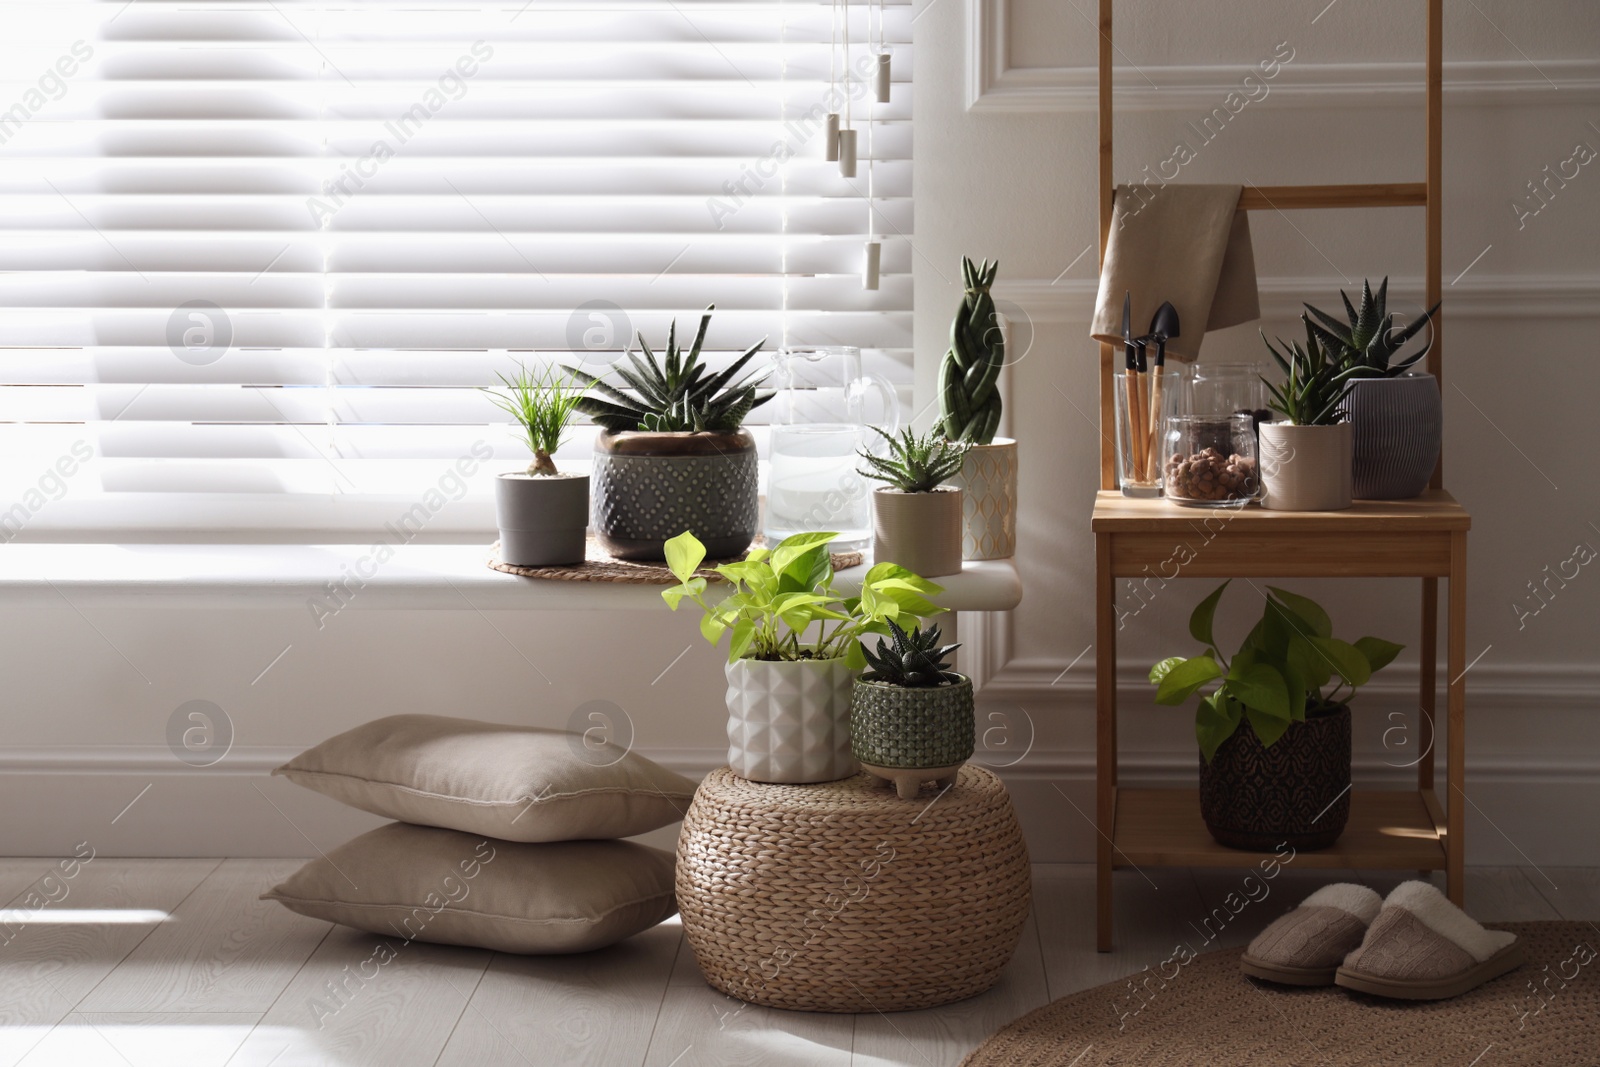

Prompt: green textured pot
xmin=851 ymin=676 xmax=975 ymax=769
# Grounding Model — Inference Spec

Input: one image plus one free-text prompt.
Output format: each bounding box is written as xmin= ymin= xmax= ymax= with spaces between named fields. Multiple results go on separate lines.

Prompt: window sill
xmin=0 ymin=543 xmax=1023 ymax=612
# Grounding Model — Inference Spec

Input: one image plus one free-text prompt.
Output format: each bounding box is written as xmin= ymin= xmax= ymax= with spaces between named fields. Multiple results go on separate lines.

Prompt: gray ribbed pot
xmin=495 ymin=472 xmax=589 ymax=566
xmin=1346 ymin=373 xmax=1442 ymax=500
xmin=591 ymin=430 xmax=758 ymax=561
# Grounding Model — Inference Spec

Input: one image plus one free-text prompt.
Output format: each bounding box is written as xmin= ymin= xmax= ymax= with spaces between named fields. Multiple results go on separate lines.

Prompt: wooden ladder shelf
xmin=1090 ymin=0 xmax=1466 ymax=952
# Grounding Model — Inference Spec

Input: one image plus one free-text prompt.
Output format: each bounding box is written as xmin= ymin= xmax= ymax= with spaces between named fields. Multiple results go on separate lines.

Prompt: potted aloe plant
xmin=564 ymin=306 xmax=771 ymax=561
xmin=1150 ymin=581 xmax=1403 ymax=851
xmin=485 ymin=363 xmax=589 ymax=566
xmin=1258 ymin=319 xmax=1362 ymax=511
xmin=859 ymin=427 xmax=968 ymax=578
xmin=662 ymin=529 xmax=947 ymax=785
xmin=851 ymin=620 xmax=974 ymax=799
xmin=1303 ymin=278 xmax=1440 ymax=500
xmin=938 ymin=255 xmax=1017 ymax=560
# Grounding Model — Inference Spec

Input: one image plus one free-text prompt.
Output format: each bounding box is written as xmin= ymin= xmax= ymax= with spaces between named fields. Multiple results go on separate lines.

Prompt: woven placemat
xmin=488 ymin=537 xmax=864 ymax=584
xmin=962 ymin=920 xmax=1596 ymax=1067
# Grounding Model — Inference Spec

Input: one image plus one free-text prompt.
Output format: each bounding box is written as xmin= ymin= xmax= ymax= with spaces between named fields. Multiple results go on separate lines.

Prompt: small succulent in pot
xmin=1302 ymin=278 xmax=1443 ymax=499
xmin=562 ymin=306 xmax=773 ymax=560
xmin=858 ymin=427 xmax=969 ymax=577
xmin=484 ymin=362 xmax=590 ymax=566
xmin=938 ymin=256 xmax=1019 ymax=560
xmin=852 ymin=619 xmax=975 ymax=799
xmin=1257 ymin=320 xmax=1363 ymax=511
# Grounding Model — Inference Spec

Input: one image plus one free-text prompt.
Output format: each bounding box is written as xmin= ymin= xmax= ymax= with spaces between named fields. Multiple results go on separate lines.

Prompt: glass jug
xmin=763 ymin=346 xmax=902 ymax=551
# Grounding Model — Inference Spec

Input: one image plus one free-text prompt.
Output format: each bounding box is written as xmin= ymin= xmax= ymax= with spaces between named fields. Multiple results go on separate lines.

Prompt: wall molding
xmin=966 ymin=0 xmax=1600 ymax=112
xmin=993 ymin=274 xmax=1600 ymax=324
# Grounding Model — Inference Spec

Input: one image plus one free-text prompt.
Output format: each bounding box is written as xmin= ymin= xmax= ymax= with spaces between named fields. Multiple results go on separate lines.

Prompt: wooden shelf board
xmin=1239 ymin=182 xmax=1428 ymax=211
xmin=1111 ymin=788 xmax=1447 ymax=870
xmin=1091 ymin=489 xmax=1470 ymax=534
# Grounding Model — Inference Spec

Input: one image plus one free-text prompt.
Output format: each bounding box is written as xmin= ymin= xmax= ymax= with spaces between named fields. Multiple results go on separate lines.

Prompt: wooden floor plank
xmin=224 ymin=927 xmax=492 ymax=1067
xmin=849 ymin=907 xmax=1049 ymax=1067
xmin=1463 ymin=866 xmax=1562 ymax=922
xmin=1032 ymin=864 xmax=1208 ymax=1003
xmin=0 ymin=858 xmax=218 ymax=1067
xmin=78 ymin=860 xmax=331 ymax=1014
xmin=434 ymin=921 xmax=681 ymax=1067
xmin=1529 ymin=867 xmax=1600 ymax=921
xmin=16 ymin=1012 xmax=259 ymax=1067
xmin=0 ymin=862 xmax=57 ymax=909
xmin=641 ymin=934 xmax=854 ymax=1067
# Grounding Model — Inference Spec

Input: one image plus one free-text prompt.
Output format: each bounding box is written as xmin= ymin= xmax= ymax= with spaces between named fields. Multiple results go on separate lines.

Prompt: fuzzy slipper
xmin=1241 ymin=883 xmax=1382 ymax=986
xmin=1334 ymin=880 xmax=1524 ymax=1000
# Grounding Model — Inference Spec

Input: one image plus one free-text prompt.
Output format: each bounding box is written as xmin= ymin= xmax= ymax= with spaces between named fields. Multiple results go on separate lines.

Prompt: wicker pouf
xmin=676 ymin=764 xmax=1031 ymax=1013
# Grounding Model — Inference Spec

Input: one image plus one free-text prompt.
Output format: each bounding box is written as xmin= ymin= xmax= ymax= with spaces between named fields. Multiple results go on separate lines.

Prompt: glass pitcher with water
xmin=763 ymin=346 xmax=901 ymax=550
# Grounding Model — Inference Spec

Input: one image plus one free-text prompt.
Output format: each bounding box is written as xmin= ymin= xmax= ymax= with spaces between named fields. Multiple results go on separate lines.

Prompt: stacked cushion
xmin=265 ymin=714 xmax=697 ymax=953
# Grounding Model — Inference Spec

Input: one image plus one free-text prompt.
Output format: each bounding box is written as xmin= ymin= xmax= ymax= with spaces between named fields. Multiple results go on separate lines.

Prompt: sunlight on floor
xmin=0 ymin=909 xmax=171 ymax=925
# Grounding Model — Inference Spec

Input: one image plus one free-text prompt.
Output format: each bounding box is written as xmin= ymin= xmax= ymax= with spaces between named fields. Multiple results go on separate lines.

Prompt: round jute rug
xmin=962 ymin=922 xmax=1597 ymax=1067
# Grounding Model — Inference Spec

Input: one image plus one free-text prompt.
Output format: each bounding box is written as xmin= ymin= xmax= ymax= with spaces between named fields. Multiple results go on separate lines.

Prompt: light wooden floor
xmin=0 ymin=860 xmax=1592 ymax=1067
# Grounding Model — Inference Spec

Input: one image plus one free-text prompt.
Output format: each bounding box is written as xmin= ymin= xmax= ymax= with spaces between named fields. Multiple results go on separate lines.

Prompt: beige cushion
xmin=262 ymin=823 xmax=677 ymax=954
xmin=273 ymin=714 xmax=696 ymax=842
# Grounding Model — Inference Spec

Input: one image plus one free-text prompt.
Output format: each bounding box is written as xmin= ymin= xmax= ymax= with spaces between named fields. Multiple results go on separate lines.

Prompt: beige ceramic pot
xmin=1259 ymin=422 xmax=1353 ymax=512
xmin=946 ymin=438 xmax=1017 ymax=560
xmin=871 ymin=485 xmax=963 ymax=577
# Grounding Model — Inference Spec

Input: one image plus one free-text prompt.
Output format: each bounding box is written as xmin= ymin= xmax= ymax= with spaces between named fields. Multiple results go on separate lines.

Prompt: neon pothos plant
xmin=661 ymin=530 xmax=945 ymax=668
xmin=1149 ymin=581 xmax=1404 ymax=762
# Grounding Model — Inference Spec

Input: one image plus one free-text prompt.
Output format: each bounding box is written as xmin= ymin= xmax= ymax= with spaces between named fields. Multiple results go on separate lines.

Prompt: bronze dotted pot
xmin=1198 ymin=704 xmax=1351 ymax=852
xmin=591 ymin=430 xmax=758 ymax=561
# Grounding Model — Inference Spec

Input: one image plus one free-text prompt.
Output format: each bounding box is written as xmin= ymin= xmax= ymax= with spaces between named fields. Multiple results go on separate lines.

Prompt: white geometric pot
xmin=1259 ymin=422 xmax=1353 ymax=512
xmin=946 ymin=437 xmax=1017 ymax=560
xmin=724 ymin=657 xmax=858 ymax=784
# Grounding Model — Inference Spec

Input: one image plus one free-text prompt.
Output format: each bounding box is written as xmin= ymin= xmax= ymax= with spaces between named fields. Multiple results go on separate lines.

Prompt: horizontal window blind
xmin=0 ymin=0 xmax=912 ymax=537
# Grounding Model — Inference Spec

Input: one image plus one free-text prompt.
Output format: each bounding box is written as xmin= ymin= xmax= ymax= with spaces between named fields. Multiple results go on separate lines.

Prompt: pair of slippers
xmin=1243 ymin=880 xmax=1523 ymax=1000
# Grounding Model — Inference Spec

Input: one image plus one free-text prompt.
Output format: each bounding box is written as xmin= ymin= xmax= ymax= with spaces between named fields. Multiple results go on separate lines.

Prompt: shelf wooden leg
xmin=1418 ymin=577 xmax=1438 ymax=793
xmin=1446 ymin=532 xmax=1467 ymax=906
xmin=1096 ymin=531 xmax=1117 ymax=952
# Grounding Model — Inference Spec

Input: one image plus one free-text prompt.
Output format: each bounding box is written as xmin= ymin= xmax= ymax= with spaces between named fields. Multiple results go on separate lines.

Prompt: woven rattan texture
xmin=676 ymin=765 xmax=1031 ymax=1012
xmin=488 ymin=538 xmax=863 ymax=584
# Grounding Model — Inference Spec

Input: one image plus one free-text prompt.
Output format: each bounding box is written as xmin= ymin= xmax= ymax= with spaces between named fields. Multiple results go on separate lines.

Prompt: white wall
xmin=1 ymin=0 xmax=1596 ymax=867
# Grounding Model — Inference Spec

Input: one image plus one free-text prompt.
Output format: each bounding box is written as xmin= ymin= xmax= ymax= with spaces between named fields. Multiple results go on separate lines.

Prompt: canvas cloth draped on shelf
xmin=1090 ymin=183 xmax=1260 ymax=361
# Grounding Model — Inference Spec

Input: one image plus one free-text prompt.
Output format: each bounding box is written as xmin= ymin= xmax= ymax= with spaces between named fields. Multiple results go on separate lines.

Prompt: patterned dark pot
xmin=1198 ymin=704 xmax=1351 ymax=852
xmin=591 ymin=430 xmax=758 ymax=561
xmin=1346 ymin=372 xmax=1441 ymax=500
xmin=850 ymin=676 xmax=975 ymax=769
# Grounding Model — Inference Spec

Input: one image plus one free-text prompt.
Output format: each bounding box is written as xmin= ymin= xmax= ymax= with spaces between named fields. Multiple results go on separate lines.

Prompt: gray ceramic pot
xmin=1346 ymin=373 xmax=1441 ymax=500
xmin=871 ymin=486 xmax=963 ymax=577
xmin=591 ymin=430 xmax=758 ymax=561
xmin=495 ymin=472 xmax=589 ymax=566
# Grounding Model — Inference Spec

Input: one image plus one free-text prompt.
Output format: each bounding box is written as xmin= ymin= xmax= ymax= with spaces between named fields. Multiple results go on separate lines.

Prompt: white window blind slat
xmin=1 ymin=0 xmax=913 ymax=536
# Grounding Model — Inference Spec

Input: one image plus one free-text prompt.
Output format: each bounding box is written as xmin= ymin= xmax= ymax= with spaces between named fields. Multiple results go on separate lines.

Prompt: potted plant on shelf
xmin=662 ymin=529 xmax=947 ymax=785
xmin=1303 ymin=278 xmax=1440 ymax=500
xmin=1257 ymin=319 xmax=1362 ymax=511
xmin=564 ymin=306 xmax=771 ymax=561
xmin=938 ymin=255 xmax=1017 ymax=560
xmin=851 ymin=619 xmax=974 ymax=799
xmin=485 ymin=363 xmax=589 ymax=566
xmin=1150 ymin=581 xmax=1403 ymax=851
xmin=858 ymin=427 xmax=968 ymax=578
